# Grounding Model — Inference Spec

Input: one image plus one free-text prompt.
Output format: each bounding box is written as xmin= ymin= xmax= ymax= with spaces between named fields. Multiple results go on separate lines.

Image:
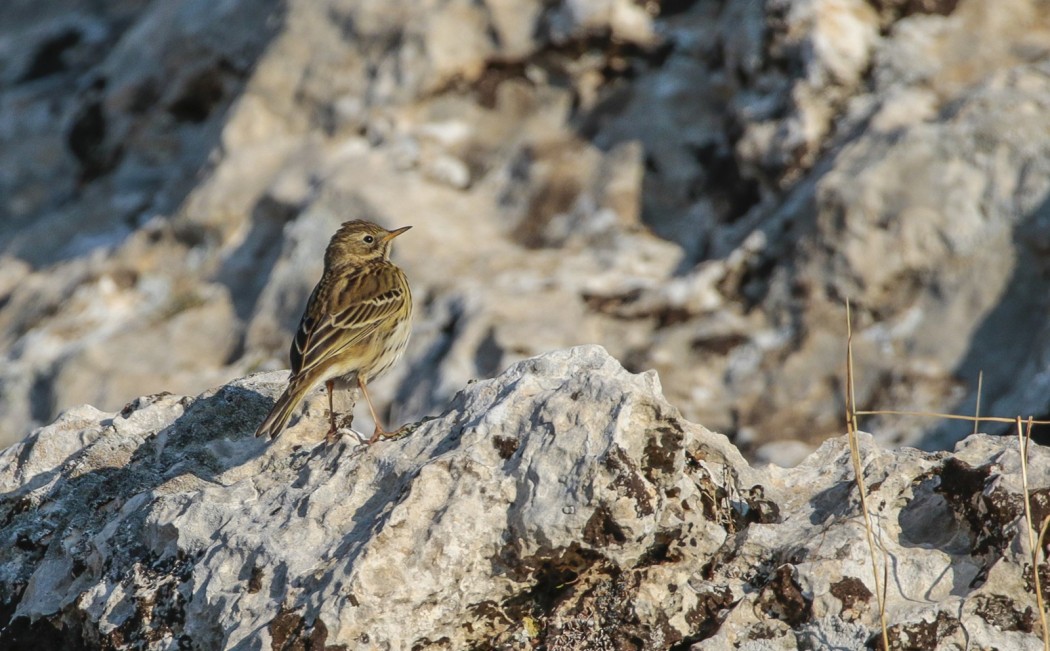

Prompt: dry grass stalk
xmin=854 ymin=410 xmax=1050 ymax=426
xmin=973 ymin=370 xmax=983 ymax=437
xmin=1017 ymin=416 xmax=1050 ymax=651
xmin=844 ymin=300 xmax=890 ymax=649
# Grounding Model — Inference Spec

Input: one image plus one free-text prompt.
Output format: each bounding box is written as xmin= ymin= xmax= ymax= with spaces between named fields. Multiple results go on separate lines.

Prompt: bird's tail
xmin=255 ymin=382 xmax=311 ymax=439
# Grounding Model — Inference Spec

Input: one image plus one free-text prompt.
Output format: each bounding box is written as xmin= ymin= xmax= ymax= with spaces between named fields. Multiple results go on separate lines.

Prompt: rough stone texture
xmin=0 ymin=346 xmax=1048 ymax=649
xmin=4 ymin=0 xmax=1050 ymax=462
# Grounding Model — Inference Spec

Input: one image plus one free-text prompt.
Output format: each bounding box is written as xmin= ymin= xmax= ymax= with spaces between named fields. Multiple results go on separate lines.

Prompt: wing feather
xmin=290 ymin=263 xmax=408 ymax=382
xmin=289 ymin=282 xmax=323 ymax=374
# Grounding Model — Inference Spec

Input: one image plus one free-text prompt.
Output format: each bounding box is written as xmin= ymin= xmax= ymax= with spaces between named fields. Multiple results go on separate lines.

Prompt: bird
xmin=255 ymin=220 xmax=413 ymax=444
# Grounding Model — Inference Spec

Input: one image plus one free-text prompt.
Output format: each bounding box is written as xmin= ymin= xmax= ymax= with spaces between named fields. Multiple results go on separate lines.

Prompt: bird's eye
xmin=363 ymin=235 xmax=375 ymax=244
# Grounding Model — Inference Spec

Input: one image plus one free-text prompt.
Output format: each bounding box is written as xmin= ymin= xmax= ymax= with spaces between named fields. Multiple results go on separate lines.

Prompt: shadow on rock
xmin=0 ymin=380 xmax=276 ymax=647
xmin=922 ymin=189 xmax=1050 ymax=450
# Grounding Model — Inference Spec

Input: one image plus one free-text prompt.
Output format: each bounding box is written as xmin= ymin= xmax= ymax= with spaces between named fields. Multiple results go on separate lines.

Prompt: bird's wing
xmin=290 ymin=263 xmax=409 ymax=380
xmin=289 ymin=281 xmax=323 ymax=375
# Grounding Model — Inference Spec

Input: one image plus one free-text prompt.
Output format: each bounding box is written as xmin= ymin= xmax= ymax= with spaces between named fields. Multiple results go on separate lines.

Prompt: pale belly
xmin=361 ymin=314 xmax=413 ymax=383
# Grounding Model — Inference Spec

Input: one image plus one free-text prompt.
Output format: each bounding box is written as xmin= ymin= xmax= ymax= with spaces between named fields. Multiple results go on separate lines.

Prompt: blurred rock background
xmin=2 ymin=0 xmax=1050 ymax=461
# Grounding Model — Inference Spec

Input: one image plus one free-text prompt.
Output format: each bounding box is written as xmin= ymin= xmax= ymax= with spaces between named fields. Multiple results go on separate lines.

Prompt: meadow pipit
xmin=255 ymin=220 xmax=413 ymax=443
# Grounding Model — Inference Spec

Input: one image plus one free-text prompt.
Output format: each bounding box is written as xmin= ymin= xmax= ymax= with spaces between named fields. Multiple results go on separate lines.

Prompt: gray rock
xmin=0 ymin=346 xmax=1046 ymax=649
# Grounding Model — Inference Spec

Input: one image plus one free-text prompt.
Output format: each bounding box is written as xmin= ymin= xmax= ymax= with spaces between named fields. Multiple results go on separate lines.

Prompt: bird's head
xmin=325 ymin=220 xmax=411 ymax=267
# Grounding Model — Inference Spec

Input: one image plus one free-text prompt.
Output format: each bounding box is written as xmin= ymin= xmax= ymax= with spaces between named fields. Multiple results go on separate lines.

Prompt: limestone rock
xmin=0 ymin=346 xmax=1047 ymax=649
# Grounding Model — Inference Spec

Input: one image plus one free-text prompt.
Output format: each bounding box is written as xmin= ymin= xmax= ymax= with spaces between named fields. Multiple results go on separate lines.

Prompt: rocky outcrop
xmin=0 ymin=346 xmax=1047 ymax=649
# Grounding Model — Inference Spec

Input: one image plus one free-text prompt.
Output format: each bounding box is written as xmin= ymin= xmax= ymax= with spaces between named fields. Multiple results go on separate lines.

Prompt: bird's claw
xmin=371 ymin=418 xmax=433 ymax=442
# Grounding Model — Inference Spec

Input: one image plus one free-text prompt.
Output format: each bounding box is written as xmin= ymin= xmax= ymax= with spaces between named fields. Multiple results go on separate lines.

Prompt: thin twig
xmin=845 ymin=300 xmax=890 ymax=649
xmin=846 ymin=299 xmax=858 ymax=435
xmin=855 ymin=409 xmax=1050 ymax=425
xmin=1017 ymin=416 xmax=1050 ymax=651
xmin=1040 ymin=514 xmax=1050 ymax=638
xmin=1041 ymin=516 xmax=1050 ymax=561
xmin=973 ymin=371 xmax=983 ymax=437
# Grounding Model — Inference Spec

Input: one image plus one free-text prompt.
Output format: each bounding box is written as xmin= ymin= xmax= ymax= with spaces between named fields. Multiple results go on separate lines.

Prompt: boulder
xmin=0 ymin=346 xmax=1046 ymax=649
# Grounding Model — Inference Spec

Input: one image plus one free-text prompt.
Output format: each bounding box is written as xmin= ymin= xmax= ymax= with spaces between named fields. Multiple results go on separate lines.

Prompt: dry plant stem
xmin=855 ymin=409 xmax=1050 ymax=425
xmin=973 ymin=370 xmax=983 ymax=437
xmin=1040 ymin=514 xmax=1050 ymax=632
xmin=1041 ymin=516 xmax=1050 ymax=617
xmin=845 ymin=300 xmax=891 ymax=650
xmin=1017 ymin=416 xmax=1050 ymax=651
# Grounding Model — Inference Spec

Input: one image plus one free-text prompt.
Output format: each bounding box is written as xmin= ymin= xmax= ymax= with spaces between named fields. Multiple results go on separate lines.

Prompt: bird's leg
xmin=359 ymin=377 xmax=388 ymax=444
xmin=325 ymin=379 xmax=338 ymax=445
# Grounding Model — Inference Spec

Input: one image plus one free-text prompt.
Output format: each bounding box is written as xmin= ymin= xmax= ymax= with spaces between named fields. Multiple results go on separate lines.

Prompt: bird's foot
xmin=369 ymin=417 xmax=435 ymax=443
xmin=325 ymin=413 xmax=357 ymax=445
xmin=367 ymin=426 xmax=388 ymax=445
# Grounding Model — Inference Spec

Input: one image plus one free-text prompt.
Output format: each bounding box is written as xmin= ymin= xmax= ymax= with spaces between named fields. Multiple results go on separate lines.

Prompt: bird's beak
xmin=383 ymin=225 xmax=412 ymax=242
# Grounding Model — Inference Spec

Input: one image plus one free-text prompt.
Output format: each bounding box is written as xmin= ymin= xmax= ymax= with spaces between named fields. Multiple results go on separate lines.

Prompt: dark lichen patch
xmin=1028 ymin=488 xmax=1050 ymax=542
xmin=604 ymin=447 xmax=654 ymax=517
xmin=829 ymin=576 xmax=872 ymax=620
xmin=935 ymin=458 xmax=1020 ymax=557
xmin=937 ymin=458 xmax=992 ymax=501
xmin=248 ymin=565 xmax=265 ymax=593
xmin=268 ymin=608 xmax=346 ymax=651
xmin=492 ymin=435 xmax=519 ymax=460
xmin=497 ymin=542 xmax=604 ymax=617
xmin=739 ymin=484 xmax=781 ymax=526
xmin=410 ymin=636 xmax=451 ymax=651
xmin=874 ymin=611 xmax=960 ymax=650
xmin=755 ymin=565 xmax=812 ymax=628
xmin=643 ymin=422 xmax=684 ymax=483
xmin=583 ymin=505 xmax=628 ymax=547
xmin=637 ymin=528 xmax=682 ymax=567
xmin=681 ymin=585 xmax=734 ymax=643
xmin=972 ymin=593 xmax=1035 ymax=633
xmin=1023 ymin=561 xmax=1050 ymax=605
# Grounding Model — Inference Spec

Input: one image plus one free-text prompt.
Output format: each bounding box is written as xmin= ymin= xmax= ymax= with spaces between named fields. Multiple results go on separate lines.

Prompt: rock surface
xmin=0 ymin=346 xmax=1048 ymax=649
xmin=3 ymin=0 xmax=1050 ymax=461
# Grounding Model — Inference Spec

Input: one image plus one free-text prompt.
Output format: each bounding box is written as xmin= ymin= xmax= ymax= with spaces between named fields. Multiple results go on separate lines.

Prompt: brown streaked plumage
xmin=255 ymin=220 xmax=413 ymax=443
